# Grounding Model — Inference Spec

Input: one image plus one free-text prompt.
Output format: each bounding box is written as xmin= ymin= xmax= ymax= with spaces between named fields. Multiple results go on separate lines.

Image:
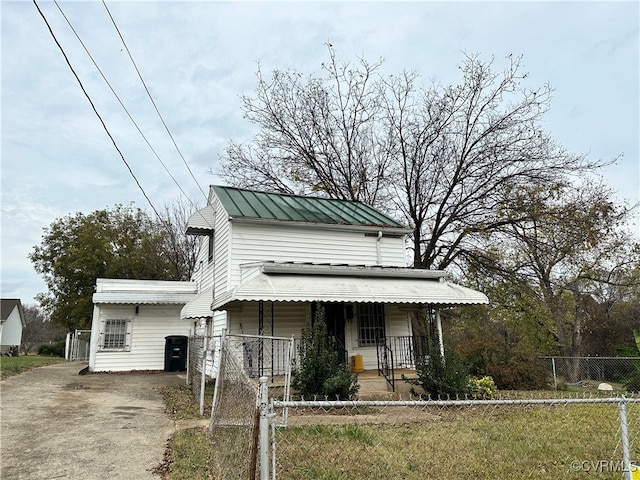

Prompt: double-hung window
xmin=357 ymin=303 xmax=385 ymax=346
xmin=100 ymin=318 xmax=131 ymax=351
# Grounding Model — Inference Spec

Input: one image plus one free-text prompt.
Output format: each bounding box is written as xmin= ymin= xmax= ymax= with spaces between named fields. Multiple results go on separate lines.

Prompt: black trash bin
xmin=164 ymin=335 xmax=188 ymax=372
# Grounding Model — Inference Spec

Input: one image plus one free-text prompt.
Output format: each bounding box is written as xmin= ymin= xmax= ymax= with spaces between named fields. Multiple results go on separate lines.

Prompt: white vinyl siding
xmin=226 ymin=223 xmax=406 ymax=291
xmin=93 ymin=305 xmax=191 ymax=372
xmin=0 ymin=305 xmax=23 ymax=348
xmin=228 ymin=302 xmax=308 ymax=339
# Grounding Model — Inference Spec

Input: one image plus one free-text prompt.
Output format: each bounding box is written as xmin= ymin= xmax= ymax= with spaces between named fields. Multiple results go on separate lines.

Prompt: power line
xmin=32 ymin=0 xmax=162 ymax=219
xmin=52 ymin=0 xmax=205 ymax=217
xmin=102 ymin=0 xmax=209 ymax=202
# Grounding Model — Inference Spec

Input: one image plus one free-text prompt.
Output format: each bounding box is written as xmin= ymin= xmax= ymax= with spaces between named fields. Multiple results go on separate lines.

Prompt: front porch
xmin=228 ymin=333 xmax=426 ymax=398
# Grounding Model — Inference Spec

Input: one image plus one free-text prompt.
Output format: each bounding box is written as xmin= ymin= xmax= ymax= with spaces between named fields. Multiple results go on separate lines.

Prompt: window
xmin=208 ymin=232 xmax=214 ymax=262
xmin=357 ymin=303 xmax=385 ymax=346
xmin=100 ymin=318 xmax=130 ymax=351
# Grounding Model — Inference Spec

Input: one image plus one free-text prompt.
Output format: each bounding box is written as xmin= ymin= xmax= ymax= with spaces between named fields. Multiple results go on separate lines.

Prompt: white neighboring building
xmin=0 ymin=299 xmax=25 ymax=355
xmin=88 ymin=279 xmax=197 ymax=372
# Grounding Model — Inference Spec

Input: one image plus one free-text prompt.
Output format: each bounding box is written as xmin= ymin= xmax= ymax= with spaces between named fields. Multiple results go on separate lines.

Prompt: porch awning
xmin=212 ymin=273 xmax=488 ymax=311
xmin=93 ymin=293 xmax=196 ymax=305
xmin=181 ymin=287 xmax=214 ymax=319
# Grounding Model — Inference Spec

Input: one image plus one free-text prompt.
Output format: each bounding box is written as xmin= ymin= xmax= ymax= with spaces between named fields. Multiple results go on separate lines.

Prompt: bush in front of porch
xmin=292 ymin=304 xmax=359 ymax=399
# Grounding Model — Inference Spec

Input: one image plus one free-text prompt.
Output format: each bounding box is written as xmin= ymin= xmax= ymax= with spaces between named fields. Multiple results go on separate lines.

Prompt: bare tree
xmin=382 ymin=54 xmax=610 ymax=270
xmin=220 ymin=48 xmax=609 ymax=273
xmin=21 ymin=304 xmax=66 ymax=355
xmin=157 ymin=197 xmax=202 ymax=281
xmin=221 ymin=45 xmax=393 ymax=206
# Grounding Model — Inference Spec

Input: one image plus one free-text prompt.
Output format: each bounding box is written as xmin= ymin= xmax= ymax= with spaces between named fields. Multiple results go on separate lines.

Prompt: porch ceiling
xmin=212 ymin=273 xmax=488 ymax=311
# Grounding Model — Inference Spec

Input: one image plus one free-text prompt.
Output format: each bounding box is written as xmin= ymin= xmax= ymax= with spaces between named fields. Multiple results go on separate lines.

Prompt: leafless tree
xmin=21 ymin=304 xmax=66 ymax=355
xmin=219 ymin=47 xmax=609 ymax=273
xmin=221 ymin=46 xmax=393 ymax=206
xmin=157 ymin=197 xmax=202 ymax=281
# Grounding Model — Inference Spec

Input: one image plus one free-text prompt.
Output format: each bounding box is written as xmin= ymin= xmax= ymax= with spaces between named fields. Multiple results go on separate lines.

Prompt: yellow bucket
xmin=351 ymin=354 xmax=364 ymax=373
xmin=632 ymin=464 xmax=640 ymax=480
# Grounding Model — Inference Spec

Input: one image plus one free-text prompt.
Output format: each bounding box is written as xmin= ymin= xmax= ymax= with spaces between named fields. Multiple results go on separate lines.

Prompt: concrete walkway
xmin=1 ymin=362 xmax=185 ymax=479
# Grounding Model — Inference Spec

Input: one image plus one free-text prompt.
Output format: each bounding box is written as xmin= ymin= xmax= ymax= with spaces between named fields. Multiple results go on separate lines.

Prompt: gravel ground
xmin=0 ymin=362 xmax=185 ymax=480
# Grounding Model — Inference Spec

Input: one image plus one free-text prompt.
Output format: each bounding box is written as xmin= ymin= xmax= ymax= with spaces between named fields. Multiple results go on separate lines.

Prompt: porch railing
xmin=376 ymin=336 xmax=427 ymax=391
xmin=376 ymin=339 xmax=395 ymax=391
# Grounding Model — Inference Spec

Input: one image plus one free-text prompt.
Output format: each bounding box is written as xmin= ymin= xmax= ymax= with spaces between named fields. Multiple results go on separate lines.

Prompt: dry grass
xmin=275 ymin=404 xmax=630 ymax=479
xmin=160 ymin=383 xmax=636 ymax=479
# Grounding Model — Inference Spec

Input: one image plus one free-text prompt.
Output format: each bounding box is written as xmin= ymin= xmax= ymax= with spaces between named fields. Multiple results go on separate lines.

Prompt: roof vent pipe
xmin=376 ymin=230 xmax=382 ymax=265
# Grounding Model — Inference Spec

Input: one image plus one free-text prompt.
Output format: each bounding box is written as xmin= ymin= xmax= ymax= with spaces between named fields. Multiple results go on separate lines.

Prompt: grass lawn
xmin=161 ymin=384 xmax=635 ymax=480
xmin=0 ymin=355 xmax=66 ymax=379
xmin=275 ymin=404 xmax=630 ymax=479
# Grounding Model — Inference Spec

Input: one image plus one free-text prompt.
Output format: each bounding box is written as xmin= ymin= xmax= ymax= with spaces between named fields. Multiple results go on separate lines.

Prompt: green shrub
xmin=485 ymin=350 xmax=550 ymax=390
xmin=468 ymin=376 xmax=497 ymax=399
xmin=38 ymin=339 xmax=66 ymax=357
xmin=292 ymin=303 xmax=359 ymax=399
xmin=624 ymin=363 xmax=640 ymax=392
xmin=406 ymin=334 xmax=471 ymax=398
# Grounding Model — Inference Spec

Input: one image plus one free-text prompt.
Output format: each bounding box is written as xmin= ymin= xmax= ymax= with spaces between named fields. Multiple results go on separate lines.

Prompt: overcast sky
xmin=2 ymin=1 xmax=638 ymax=306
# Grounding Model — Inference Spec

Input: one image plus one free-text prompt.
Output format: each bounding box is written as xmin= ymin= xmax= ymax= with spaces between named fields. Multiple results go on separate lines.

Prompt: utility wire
xmin=33 ymin=0 xmax=161 ymax=219
xmin=102 ymin=0 xmax=209 ymax=201
xmin=53 ymin=0 xmax=206 ymax=219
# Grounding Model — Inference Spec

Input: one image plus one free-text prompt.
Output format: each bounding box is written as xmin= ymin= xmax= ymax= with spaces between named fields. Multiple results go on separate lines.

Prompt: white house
xmin=88 ymin=279 xmax=197 ymax=372
xmin=181 ymin=186 xmax=488 ymax=385
xmin=1 ymin=299 xmax=25 ymax=355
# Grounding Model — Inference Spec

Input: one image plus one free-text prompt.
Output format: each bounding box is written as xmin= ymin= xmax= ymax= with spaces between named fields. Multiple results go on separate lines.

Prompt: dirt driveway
xmin=1 ymin=361 xmax=185 ymax=480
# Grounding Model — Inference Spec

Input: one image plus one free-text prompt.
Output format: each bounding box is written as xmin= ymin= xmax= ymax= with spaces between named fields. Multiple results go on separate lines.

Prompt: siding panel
xmin=93 ymin=305 xmax=191 ymax=372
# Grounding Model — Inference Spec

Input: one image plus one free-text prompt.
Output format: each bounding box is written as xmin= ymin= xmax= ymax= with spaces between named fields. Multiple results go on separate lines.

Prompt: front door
xmin=313 ymin=302 xmax=348 ymax=364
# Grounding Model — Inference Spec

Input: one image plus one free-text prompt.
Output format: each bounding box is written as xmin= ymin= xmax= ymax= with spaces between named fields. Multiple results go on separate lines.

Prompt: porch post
xmin=435 ymin=308 xmax=445 ymax=359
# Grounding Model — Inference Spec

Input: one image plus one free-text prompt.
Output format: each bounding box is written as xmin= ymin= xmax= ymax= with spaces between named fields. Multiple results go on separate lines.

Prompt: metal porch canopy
xmin=212 ymin=263 xmax=488 ymax=311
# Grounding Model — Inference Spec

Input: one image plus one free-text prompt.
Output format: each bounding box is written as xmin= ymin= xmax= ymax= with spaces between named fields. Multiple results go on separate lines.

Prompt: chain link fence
xmin=188 ymin=334 xmax=219 ymax=415
xmin=541 ymin=356 xmax=640 ymax=390
xmin=204 ymin=348 xmax=640 ymax=479
xmin=208 ymin=333 xmax=295 ymax=479
xmin=267 ymin=395 xmax=640 ymax=480
xmin=66 ymin=329 xmax=91 ymax=361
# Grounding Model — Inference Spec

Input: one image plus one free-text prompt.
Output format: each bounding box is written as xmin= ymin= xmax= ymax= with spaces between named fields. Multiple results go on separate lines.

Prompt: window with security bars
xmin=100 ymin=318 xmax=130 ymax=350
xmin=357 ymin=303 xmax=385 ymax=346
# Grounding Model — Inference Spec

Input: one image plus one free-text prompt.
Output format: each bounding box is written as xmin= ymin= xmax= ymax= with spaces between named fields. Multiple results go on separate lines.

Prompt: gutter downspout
xmin=376 ymin=230 xmax=382 ymax=265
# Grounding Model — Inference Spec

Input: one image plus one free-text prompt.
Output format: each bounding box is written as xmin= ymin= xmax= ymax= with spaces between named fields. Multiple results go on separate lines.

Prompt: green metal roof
xmin=211 ymin=185 xmax=408 ymax=229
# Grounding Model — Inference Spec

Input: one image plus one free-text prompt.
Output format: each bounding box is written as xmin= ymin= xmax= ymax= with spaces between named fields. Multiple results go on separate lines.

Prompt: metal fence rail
xmin=66 ymin=329 xmax=91 ymax=361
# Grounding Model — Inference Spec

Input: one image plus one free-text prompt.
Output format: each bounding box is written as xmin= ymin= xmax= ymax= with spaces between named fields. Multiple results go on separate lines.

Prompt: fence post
xmin=259 ymin=376 xmax=270 ymax=480
xmin=551 ymin=357 xmax=557 ymax=390
xmin=619 ymin=397 xmax=633 ymax=480
xmin=199 ymin=338 xmax=208 ymax=416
